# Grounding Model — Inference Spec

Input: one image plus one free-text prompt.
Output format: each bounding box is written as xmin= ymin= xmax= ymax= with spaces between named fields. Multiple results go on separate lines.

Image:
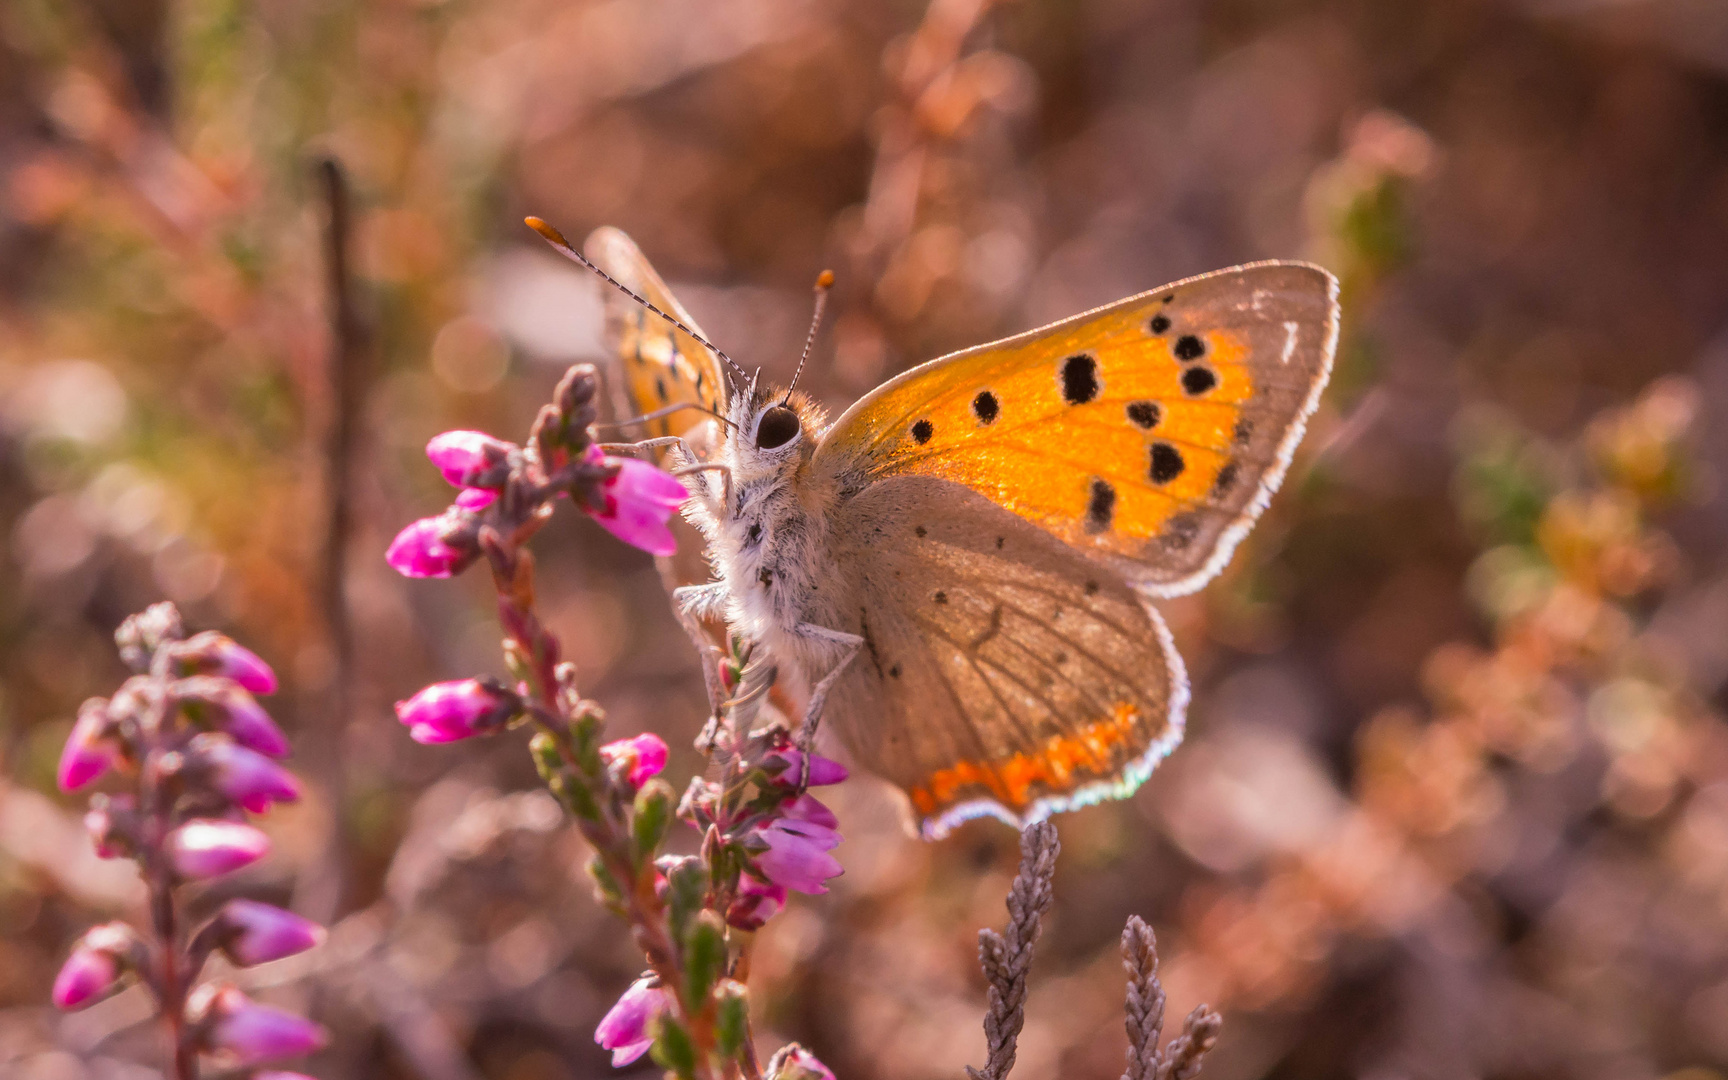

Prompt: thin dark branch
xmin=970 ymin=821 xmax=1059 ymax=1080
xmin=298 ymin=155 xmax=370 ymax=926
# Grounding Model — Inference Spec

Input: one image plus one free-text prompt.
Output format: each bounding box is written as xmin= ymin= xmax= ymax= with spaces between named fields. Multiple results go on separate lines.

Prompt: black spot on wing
xmin=915 ymin=525 xmax=928 ymax=538
xmin=1181 ymin=367 xmax=1217 ymax=396
xmin=912 ymin=419 xmax=934 ymax=444
xmin=1212 ymin=460 xmax=1240 ymax=500
xmin=1149 ymin=313 xmax=1170 ymax=334
xmin=1234 ymin=418 xmax=1254 ymax=447
xmin=973 ymin=390 xmax=1000 ymax=425
xmin=1174 ymin=335 xmax=1205 ymax=362
xmin=1127 ymin=401 xmax=1162 ymax=429
xmin=933 ymin=590 xmax=948 ymax=605
xmin=1150 ymin=443 xmax=1185 ymax=484
xmin=1061 ymin=354 xmax=1100 ymax=405
xmin=1084 ymin=478 xmax=1116 ymax=533
xmin=656 ymin=377 xmax=669 ymax=404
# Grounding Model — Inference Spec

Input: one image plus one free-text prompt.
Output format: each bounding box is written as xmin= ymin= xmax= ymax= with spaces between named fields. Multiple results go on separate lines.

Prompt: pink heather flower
xmin=199 ymin=986 xmax=327 ymax=1066
xmin=52 ymin=925 xmax=130 ymax=1009
xmin=181 ymin=631 xmax=279 ymax=694
xmin=57 ymin=699 xmax=117 ymax=792
xmin=216 ymin=900 xmax=325 ymax=966
xmin=595 ymin=975 xmax=670 ymax=1067
xmin=773 ymin=1045 xmax=837 ymax=1080
xmin=581 ymin=445 xmax=687 ymax=557
xmin=764 ymin=749 xmax=848 ymax=789
xmin=726 ymin=873 xmax=787 ymax=931
xmin=394 ymin=679 xmax=518 ymax=744
xmin=755 ymin=796 xmax=843 ymax=895
xmin=426 ymin=430 xmax=512 ymax=489
xmin=454 ymin=486 xmax=497 ymax=511
xmin=600 ymin=733 xmax=669 ymax=788
xmin=386 ymin=515 xmax=469 ymax=578
xmin=166 ymin=819 xmax=271 ymax=879
xmin=188 ymin=682 xmax=290 ymax=758
xmin=198 ymin=739 xmax=301 ymax=813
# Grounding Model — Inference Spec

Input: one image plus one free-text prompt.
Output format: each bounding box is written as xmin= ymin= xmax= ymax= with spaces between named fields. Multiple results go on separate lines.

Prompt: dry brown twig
xmin=968 ymin=821 xmax=1059 ymax=1080
xmin=968 ymin=831 xmax=1223 ymax=1080
xmin=1120 ymin=916 xmax=1223 ymax=1080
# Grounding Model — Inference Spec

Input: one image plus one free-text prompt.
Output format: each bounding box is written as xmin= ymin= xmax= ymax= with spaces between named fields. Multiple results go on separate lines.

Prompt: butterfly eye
xmin=754 ymin=406 xmax=801 ymax=450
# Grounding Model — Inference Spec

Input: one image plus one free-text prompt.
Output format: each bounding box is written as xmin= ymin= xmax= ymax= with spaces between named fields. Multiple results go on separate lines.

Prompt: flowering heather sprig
xmin=387 ymin=364 xmax=842 ymax=1080
xmin=51 ymin=603 xmax=326 ymax=1080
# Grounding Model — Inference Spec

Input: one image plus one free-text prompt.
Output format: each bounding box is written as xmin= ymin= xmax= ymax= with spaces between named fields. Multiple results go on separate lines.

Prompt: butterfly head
xmin=726 ymin=381 xmax=826 ymax=479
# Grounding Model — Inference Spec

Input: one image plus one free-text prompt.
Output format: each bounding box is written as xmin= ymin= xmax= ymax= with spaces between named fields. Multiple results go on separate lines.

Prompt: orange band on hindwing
xmin=909 ymin=701 xmax=1142 ymax=816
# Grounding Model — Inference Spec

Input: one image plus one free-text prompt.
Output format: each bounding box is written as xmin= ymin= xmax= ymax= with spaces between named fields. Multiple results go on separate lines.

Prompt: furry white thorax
xmin=680 ymin=378 xmax=841 ymax=676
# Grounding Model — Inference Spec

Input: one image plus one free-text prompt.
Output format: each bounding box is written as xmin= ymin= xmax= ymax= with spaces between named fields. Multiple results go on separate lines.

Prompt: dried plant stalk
xmin=1119 ymin=914 xmax=1223 ymax=1080
xmin=969 ymin=821 xmax=1060 ymax=1080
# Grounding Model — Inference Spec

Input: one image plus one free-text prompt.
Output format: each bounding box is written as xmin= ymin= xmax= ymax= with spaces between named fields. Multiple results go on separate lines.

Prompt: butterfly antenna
xmin=784 ymin=269 xmax=835 ymax=404
xmin=594 ymin=400 xmax=738 ymax=433
xmin=524 ymin=217 xmax=751 ymax=388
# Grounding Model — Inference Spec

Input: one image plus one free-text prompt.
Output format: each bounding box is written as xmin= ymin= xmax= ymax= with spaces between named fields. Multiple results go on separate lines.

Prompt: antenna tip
xmin=816 ymin=269 xmax=836 ymax=291
xmin=524 ymin=216 xmax=571 ymax=249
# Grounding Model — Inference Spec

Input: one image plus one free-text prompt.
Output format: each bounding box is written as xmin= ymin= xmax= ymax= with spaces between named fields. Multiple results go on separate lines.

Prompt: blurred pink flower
xmin=426 ymin=430 xmax=512 ymax=488
xmin=600 ymin=732 xmax=670 ymax=788
xmin=394 ymin=679 xmax=518 ymax=744
xmin=57 ymin=699 xmax=116 ymax=792
xmin=726 ymin=873 xmax=787 ymax=930
xmin=386 ymin=515 xmax=469 ymax=578
xmin=215 ymin=900 xmax=325 ymax=966
xmin=199 ymin=986 xmax=327 ymax=1066
xmin=186 ymin=681 xmax=290 ymax=758
xmin=199 ymin=739 xmax=301 ymax=813
xmin=181 ymin=632 xmax=278 ymax=695
xmin=454 ymin=486 xmax=497 ymax=510
xmin=581 ymin=445 xmax=687 ymax=557
xmin=595 ymin=975 xmax=670 ymax=1067
xmin=52 ymin=927 xmax=126 ymax=1009
xmin=166 ymin=820 xmax=270 ymax=879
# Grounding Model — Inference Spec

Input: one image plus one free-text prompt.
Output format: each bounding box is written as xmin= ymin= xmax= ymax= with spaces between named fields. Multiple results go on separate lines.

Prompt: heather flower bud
xmin=426 ymin=430 xmax=515 ymax=489
xmin=176 ymin=677 xmax=290 ymax=758
xmin=58 ymin=698 xmax=118 ymax=792
xmin=595 ymin=975 xmax=670 ymax=1067
xmin=454 ymin=486 xmax=497 ymax=510
xmin=601 ymin=732 xmax=669 ymax=789
xmin=191 ymin=984 xmax=327 ymax=1066
xmin=52 ymin=923 xmax=138 ymax=1009
xmin=394 ymin=678 xmax=520 ymax=744
xmin=191 ymin=736 xmax=301 ymax=813
xmin=576 ymin=445 xmax=688 ymax=557
xmin=763 ymin=748 xmax=849 ymax=789
xmin=177 ymin=631 xmax=278 ymax=694
xmin=206 ymin=899 xmax=325 ymax=966
xmin=726 ymin=873 xmax=787 ymax=931
xmin=166 ymin=819 xmax=271 ymax=879
xmin=115 ymin=602 xmax=184 ymax=671
xmin=84 ymin=795 xmax=138 ymax=859
xmin=385 ymin=514 xmax=479 ymax=579
xmin=768 ymin=1043 xmax=836 ymax=1080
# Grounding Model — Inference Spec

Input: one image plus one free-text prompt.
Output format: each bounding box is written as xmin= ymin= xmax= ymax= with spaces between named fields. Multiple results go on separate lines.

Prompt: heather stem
xmin=482 ymin=527 xmax=723 ymax=1080
xmin=140 ymin=687 xmax=198 ymax=1080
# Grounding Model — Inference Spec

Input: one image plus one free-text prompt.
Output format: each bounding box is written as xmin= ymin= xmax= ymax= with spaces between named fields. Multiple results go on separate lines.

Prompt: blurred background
xmin=5 ymin=0 xmax=1728 ymax=1077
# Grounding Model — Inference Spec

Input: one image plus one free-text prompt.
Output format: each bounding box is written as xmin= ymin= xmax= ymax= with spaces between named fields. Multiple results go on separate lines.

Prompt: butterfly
xmin=544 ymin=221 xmax=1338 ymax=839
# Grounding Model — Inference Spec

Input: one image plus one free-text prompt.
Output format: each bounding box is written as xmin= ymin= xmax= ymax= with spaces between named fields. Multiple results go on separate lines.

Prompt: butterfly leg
xmin=672 ymin=583 xmax=732 ymax=710
xmin=784 ymin=622 xmax=863 ymax=766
